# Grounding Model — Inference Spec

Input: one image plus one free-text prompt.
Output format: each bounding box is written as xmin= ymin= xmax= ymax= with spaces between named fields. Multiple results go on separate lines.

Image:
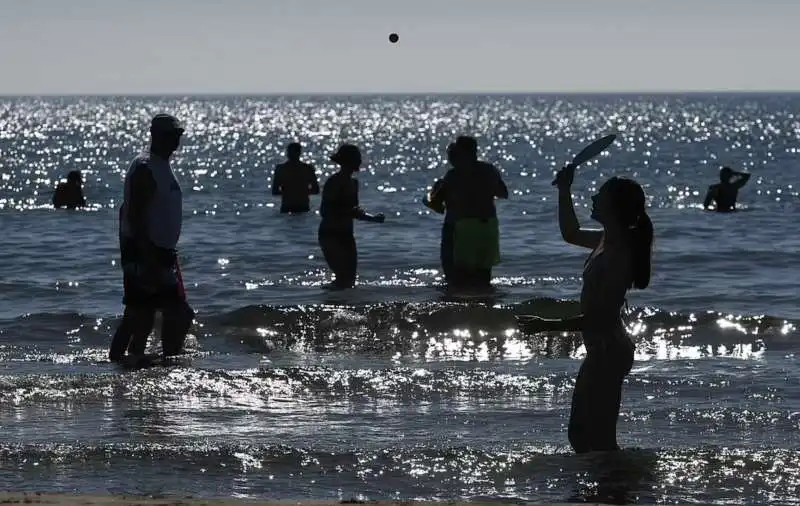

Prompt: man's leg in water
xmin=320 ymin=233 xmax=357 ymax=288
xmin=455 ymin=268 xmax=491 ymax=292
xmin=319 ymin=234 xmax=339 ymax=286
xmin=157 ymin=254 xmax=195 ymax=357
xmin=440 ymin=223 xmax=455 ymax=286
xmin=109 ymin=267 xmax=158 ymax=362
xmin=109 ymin=307 xmax=155 ymax=362
xmin=449 ymin=250 xmax=491 ymax=292
xmin=109 ymin=307 xmax=135 ymax=362
xmin=280 ymin=202 xmax=311 ymax=214
xmin=161 ymin=299 xmax=195 ymax=357
xmin=463 ymin=268 xmax=492 ymax=290
xmin=125 ymin=307 xmax=156 ymax=356
xmin=341 ymin=235 xmax=357 ymax=288
xmin=478 ymin=268 xmax=492 ymax=288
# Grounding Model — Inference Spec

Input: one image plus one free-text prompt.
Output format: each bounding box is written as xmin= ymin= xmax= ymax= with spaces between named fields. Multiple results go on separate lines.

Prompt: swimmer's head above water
xmin=66 ymin=170 xmax=82 ymax=185
xmin=330 ymin=144 xmax=362 ymax=172
xmin=287 ymin=142 xmax=302 ymax=161
xmin=453 ymin=136 xmax=478 ymax=162
xmin=591 ymin=176 xmax=653 ymax=289
xmin=719 ymin=166 xmax=734 ymax=183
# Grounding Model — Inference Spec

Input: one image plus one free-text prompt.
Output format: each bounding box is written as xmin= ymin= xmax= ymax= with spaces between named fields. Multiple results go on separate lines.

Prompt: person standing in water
xmin=271 ymin=142 xmax=320 ymax=213
xmin=108 ymin=114 xmax=195 ymax=364
xmin=518 ymin=165 xmax=653 ymax=453
xmin=53 ymin=170 xmax=87 ymax=209
xmin=703 ymin=166 xmax=751 ymax=212
xmin=424 ymin=143 xmax=456 ymax=285
xmin=318 ymin=144 xmax=384 ymax=289
xmin=424 ymin=136 xmax=508 ymax=291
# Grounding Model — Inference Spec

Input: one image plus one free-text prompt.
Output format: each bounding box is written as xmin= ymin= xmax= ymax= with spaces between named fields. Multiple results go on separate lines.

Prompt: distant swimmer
xmin=517 ymin=164 xmax=654 ymax=453
xmin=109 ymin=114 xmax=195 ymax=365
xmin=318 ymin=144 xmax=384 ymax=289
xmin=52 ymin=170 xmax=86 ymax=209
xmin=271 ymin=142 xmax=320 ymax=213
xmin=424 ymin=136 xmax=508 ymax=291
xmin=703 ymin=166 xmax=751 ymax=212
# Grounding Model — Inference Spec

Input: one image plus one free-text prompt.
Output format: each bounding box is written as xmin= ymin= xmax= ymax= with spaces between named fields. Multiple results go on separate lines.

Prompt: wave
xmin=0 ymin=362 xmax=788 ymax=406
xmin=0 ymin=298 xmax=794 ymax=357
xmin=0 ymin=367 xmax=572 ymax=403
xmin=1 ymin=442 xmax=798 ymax=504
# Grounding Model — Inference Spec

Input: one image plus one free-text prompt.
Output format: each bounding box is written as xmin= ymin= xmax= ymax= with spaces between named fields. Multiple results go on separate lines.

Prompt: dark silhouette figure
xmin=518 ymin=165 xmax=654 ymax=453
xmin=703 ymin=166 xmax=751 ymax=212
xmin=52 ymin=170 xmax=86 ymax=209
xmin=423 ymin=143 xmax=455 ymax=284
xmin=424 ymin=136 xmax=508 ymax=291
xmin=318 ymin=144 xmax=384 ymax=289
xmin=109 ymin=113 xmax=195 ymax=365
xmin=271 ymin=142 xmax=320 ymax=213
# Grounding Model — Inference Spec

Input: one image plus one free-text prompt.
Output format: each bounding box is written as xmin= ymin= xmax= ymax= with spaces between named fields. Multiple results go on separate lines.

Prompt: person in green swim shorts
xmin=424 ymin=136 xmax=508 ymax=291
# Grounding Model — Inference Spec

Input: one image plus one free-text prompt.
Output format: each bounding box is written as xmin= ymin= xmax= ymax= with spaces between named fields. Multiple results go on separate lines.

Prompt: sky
xmin=1 ymin=0 xmax=799 ymax=94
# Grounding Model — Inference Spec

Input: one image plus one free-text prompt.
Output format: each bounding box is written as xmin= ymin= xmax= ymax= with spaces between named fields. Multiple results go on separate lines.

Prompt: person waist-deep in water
xmin=53 ymin=170 xmax=86 ymax=209
xmin=703 ymin=166 xmax=750 ymax=212
xmin=424 ymin=136 xmax=508 ymax=291
xmin=518 ymin=164 xmax=654 ymax=453
xmin=272 ymin=142 xmax=320 ymax=213
xmin=318 ymin=144 xmax=384 ymax=289
xmin=423 ymin=144 xmax=453 ymax=283
xmin=108 ymin=113 xmax=195 ymax=365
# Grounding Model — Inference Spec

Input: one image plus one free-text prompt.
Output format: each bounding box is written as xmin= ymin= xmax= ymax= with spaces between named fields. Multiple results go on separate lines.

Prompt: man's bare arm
xmin=494 ymin=167 xmax=509 ymax=199
xmin=271 ymin=166 xmax=282 ymax=196
xmin=703 ymin=185 xmax=717 ymax=209
xmin=733 ymin=172 xmax=751 ymax=189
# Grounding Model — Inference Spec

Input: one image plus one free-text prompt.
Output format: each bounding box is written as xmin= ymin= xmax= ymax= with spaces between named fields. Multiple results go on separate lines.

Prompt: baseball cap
xmin=150 ymin=113 xmax=184 ymax=135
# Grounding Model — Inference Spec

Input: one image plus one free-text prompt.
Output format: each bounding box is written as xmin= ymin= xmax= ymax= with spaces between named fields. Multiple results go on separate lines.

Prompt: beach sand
xmin=0 ymin=493 xmax=680 ymax=506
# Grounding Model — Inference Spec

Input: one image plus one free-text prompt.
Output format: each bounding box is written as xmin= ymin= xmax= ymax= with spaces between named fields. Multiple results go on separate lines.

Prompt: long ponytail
xmin=630 ymin=212 xmax=653 ymax=289
xmin=605 ymin=176 xmax=654 ymax=290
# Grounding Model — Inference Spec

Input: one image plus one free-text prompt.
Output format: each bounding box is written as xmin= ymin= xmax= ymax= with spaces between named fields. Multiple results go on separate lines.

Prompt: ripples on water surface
xmin=0 ymin=94 xmax=799 ymax=504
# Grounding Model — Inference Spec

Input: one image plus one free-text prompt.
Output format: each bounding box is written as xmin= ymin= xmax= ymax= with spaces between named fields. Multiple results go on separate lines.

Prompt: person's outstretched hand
xmin=516 ymin=315 xmax=555 ymax=334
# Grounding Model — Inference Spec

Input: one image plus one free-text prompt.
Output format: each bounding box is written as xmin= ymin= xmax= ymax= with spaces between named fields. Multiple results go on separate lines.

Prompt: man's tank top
xmin=119 ymin=153 xmax=183 ymax=250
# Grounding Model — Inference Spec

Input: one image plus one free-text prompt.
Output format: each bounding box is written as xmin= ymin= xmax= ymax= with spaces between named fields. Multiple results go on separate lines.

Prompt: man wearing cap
xmin=108 ymin=113 xmax=195 ymax=365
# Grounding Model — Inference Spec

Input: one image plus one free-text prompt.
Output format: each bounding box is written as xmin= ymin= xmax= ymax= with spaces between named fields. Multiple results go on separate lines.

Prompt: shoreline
xmin=0 ymin=492 xmax=684 ymax=506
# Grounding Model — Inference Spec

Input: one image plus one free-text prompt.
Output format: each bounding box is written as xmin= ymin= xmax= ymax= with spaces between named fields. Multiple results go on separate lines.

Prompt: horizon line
xmin=2 ymin=90 xmax=800 ymax=98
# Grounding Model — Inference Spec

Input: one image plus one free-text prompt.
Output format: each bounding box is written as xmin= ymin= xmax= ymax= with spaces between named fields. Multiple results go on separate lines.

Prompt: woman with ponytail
xmin=517 ymin=164 xmax=653 ymax=453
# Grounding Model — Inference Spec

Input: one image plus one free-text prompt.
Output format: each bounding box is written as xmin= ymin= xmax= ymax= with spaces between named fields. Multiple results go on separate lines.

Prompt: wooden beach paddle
xmin=551 ymin=133 xmax=617 ymax=185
